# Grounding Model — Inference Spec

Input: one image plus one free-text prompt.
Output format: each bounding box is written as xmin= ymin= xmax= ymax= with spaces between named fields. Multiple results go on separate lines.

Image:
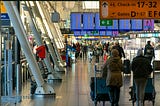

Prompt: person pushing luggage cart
xmin=130 ymin=49 xmax=155 ymax=106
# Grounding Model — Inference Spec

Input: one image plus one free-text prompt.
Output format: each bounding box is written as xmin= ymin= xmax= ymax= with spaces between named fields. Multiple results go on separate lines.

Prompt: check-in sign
xmin=100 ymin=0 xmax=160 ymax=19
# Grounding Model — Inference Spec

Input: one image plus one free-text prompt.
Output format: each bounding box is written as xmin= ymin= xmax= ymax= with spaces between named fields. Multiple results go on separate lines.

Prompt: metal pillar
xmin=4 ymin=1 xmax=54 ymax=95
xmin=23 ymin=1 xmax=61 ymax=80
xmin=0 ymin=26 xmax=2 ymax=104
xmin=35 ymin=1 xmax=65 ymax=71
xmin=15 ymin=1 xmax=22 ymax=96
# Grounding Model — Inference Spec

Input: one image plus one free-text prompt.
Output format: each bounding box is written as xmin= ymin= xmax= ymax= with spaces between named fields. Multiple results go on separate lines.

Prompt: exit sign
xmin=100 ymin=20 xmax=113 ymax=26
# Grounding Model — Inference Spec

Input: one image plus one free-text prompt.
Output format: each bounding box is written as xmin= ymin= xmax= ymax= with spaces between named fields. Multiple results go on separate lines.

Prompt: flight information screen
xmin=70 ymin=13 xmax=82 ymax=31
xmin=143 ymin=19 xmax=154 ymax=31
xmin=83 ymin=13 xmax=95 ymax=31
xmin=131 ymin=19 xmax=143 ymax=31
xmin=119 ymin=19 xmax=131 ymax=31
xmin=107 ymin=20 xmax=118 ymax=31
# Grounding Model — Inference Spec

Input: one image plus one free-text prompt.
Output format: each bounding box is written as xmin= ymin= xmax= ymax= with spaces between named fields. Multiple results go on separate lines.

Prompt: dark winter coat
xmin=144 ymin=44 xmax=155 ymax=58
xmin=131 ymin=56 xmax=153 ymax=79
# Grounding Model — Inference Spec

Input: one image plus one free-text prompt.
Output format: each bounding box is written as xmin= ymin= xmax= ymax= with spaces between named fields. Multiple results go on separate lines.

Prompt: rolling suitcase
xmin=123 ymin=59 xmax=131 ymax=74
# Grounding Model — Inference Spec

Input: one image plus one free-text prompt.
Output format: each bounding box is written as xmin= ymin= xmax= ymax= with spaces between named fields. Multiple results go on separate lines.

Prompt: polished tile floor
xmin=2 ymin=56 xmax=160 ymax=106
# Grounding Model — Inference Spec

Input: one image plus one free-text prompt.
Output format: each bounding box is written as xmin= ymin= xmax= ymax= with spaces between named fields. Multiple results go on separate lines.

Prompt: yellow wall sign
xmin=1 ymin=1 xmax=7 ymax=13
xmin=100 ymin=0 xmax=160 ymax=19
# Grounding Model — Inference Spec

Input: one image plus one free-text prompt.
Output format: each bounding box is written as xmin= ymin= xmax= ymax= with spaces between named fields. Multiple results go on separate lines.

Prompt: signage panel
xmin=100 ymin=31 xmax=106 ymax=35
xmin=83 ymin=13 xmax=95 ymax=31
xmin=70 ymin=13 xmax=82 ymax=31
xmin=143 ymin=19 xmax=154 ymax=31
xmin=1 ymin=13 xmax=10 ymax=26
xmin=74 ymin=31 xmax=81 ymax=36
xmin=100 ymin=0 xmax=160 ymax=19
xmin=106 ymin=31 xmax=112 ymax=36
xmin=112 ymin=31 xmax=119 ymax=36
xmin=100 ymin=20 xmax=113 ymax=26
xmin=1 ymin=13 xmax=10 ymax=20
xmin=106 ymin=20 xmax=118 ymax=31
xmin=81 ymin=31 xmax=87 ymax=35
xmin=87 ymin=31 xmax=93 ymax=36
xmin=131 ymin=19 xmax=143 ymax=31
xmin=119 ymin=19 xmax=131 ymax=31
xmin=1 ymin=2 xmax=7 ymax=13
xmin=95 ymin=13 xmax=106 ymax=30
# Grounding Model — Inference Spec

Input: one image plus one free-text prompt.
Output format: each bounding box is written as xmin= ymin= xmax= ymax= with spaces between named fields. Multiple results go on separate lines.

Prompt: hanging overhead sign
xmin=1 ymin=1 xmax=7 ymax=13
xmin=100 ymin=0 xmax=160 ymax=19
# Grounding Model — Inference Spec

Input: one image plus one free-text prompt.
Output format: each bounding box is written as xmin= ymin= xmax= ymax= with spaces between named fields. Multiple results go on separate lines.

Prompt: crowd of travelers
xmin=66 ymin=40 xmax=155 ymax=106
xmin=101 ymin=40 xmax=154 ymax=106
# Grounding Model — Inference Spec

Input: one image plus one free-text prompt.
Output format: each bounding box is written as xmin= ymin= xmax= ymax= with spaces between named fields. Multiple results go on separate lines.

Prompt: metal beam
xmin=4 ymin=1 xmax=54 ymax=95
xmin=23 ymin=1 xmax=61 ymax=80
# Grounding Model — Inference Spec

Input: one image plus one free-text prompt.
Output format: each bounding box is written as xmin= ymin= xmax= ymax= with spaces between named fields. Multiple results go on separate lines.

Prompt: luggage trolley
xmin=90 ymin=64 xmax=110 ymax=106
xmin=129 ymin=61 xmax=156 ymax=106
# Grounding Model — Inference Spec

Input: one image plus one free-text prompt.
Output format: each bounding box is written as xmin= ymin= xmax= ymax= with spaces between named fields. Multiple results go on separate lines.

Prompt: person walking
xmin=102 ymin=49 xmax=123 ymax=106
xmin=144 ymin=41 xmax=155 ymax=63
xmin=112 ymin=41 xmax=125 ymax=59
xmin=131 ymin=49 xmax=153 ymax=106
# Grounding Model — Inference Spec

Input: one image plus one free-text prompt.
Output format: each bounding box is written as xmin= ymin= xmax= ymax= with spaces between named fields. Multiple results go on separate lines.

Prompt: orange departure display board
xmin=100 ymin=0 xmax=160 ymax=19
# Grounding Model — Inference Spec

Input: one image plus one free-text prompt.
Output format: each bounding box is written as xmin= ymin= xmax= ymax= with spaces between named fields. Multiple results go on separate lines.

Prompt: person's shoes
xmin=114 ymin=102 xmax=119 ymax=106
xmin=111 ymin=103 xmax=114 ymax=106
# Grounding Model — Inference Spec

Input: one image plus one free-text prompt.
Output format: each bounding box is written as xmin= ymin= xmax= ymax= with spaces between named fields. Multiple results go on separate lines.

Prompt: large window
xmin=82 ymin=1 xmax=99 ymax=9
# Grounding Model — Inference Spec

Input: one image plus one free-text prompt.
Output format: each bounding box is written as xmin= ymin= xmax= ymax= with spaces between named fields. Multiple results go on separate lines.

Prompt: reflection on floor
xmin=2 ymin=57 xmax=160 ymax=106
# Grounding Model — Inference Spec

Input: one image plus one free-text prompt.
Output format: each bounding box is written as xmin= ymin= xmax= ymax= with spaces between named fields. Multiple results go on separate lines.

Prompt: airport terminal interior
xmin=1 ymin=1 xmax=160 ymax=106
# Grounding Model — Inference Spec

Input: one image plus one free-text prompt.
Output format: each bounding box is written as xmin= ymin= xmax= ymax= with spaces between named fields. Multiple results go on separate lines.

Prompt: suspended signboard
xmin=112 ymin=31 xmax=119 ymax=36
xmin=81 ymin=31 xmax=87 ymax=35
xmin=106 ymin=31 xmax=112 ymax=36
xmin=95 ymin=13 xmax=106 ymax=30
xmin=100 ymin=0 xmax=160 ymax=19
xmin=143 ymin=19 xmax=154 ymax=31
xmin=74 ymin=31 xmax=81 ymax=36
xmin=1 ymin=1 xmax=7 ymax=13
xmin=83 ymin=13 xmax=95 ymax=31
xmin=100 ymin=31 xmax=106 ymax=35
xmin=131 ymin=19 xmax=143 ymax=31
xmin=70 ymin=13 xmax=82 ymax=31
xmin=106 ymin=20 xmax=118 ymax=31
xmin=119 ymin=19 xmax=131 ymax=31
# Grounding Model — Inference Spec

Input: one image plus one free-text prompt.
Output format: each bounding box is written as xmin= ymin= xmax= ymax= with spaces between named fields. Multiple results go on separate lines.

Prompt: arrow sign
xmin=100 ymin=20 xmax=113 ymax=26
xmin=101 ymin=1 xmax=108 ymax=18
xmin=102 ymin=2 xmax=108 ymax=8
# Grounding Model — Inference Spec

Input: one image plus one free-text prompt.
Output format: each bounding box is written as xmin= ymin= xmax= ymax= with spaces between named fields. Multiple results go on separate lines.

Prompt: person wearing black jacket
xmin=112 ymin=41 xmax=125 ymax=59
xmin=131 ymin=49 xmax=153 ymax=106
xmin=144 ymin=41 xmax=155 ymax=63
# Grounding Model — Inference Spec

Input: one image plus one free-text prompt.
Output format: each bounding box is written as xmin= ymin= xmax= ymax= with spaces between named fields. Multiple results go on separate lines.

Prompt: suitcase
xmin=129 ymin=78 xmax=156 ymax=106
xmin=123 ymin=59 xmax=131 ymax=74
xmin=90 ymin=65 xmax=110 ymax=105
